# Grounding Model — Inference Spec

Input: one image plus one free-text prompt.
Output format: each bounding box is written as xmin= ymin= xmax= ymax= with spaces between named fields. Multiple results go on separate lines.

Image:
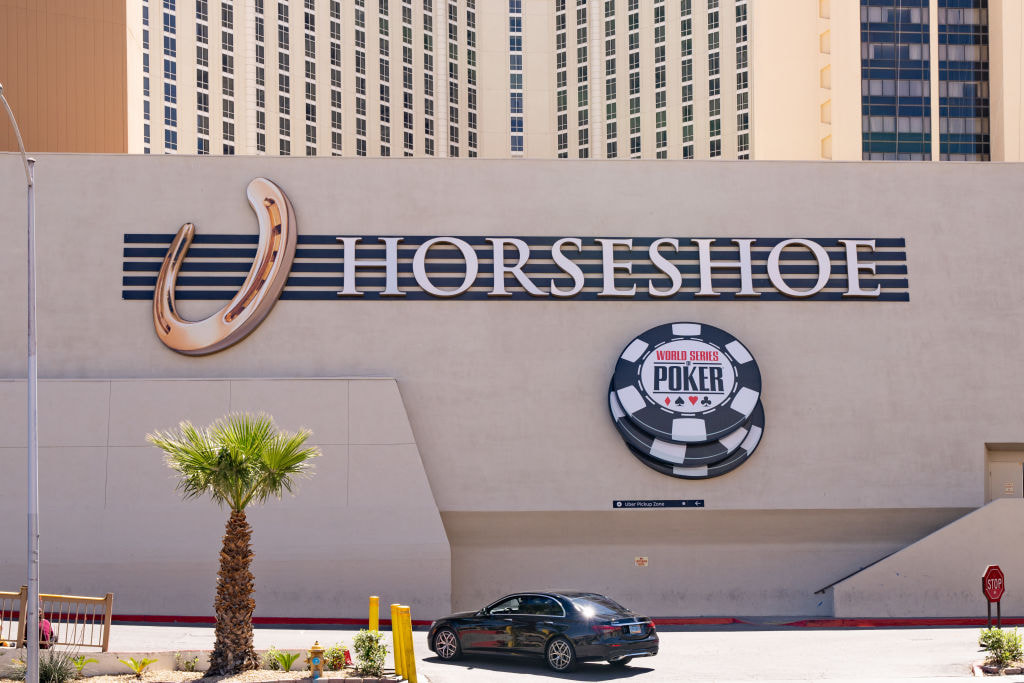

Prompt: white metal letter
xmin=766 ymin=239 xmax=831 ymax=298
xmin=839 ymin=239 xmax=881 ymax=298
xmin=487 ymin=238 xmax=545 ymax=296
xmin=648 ymin=238 xmax=682 ymax=297
xmin=693 ymin=238 xmax=759 ymax=297
xmin=412 ymin=237 xmax=479 ymax=297
xmin=336 ymin=237 xmax=405 ymax=296
xmin=597 ymin=238 xmax=636 ymax=297
xmin=550 ymin=238 xmax=586 ymax=297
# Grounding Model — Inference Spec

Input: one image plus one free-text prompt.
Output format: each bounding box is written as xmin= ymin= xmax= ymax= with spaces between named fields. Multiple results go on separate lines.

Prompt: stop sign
xmin=983 ymin=565 xmax=1006 ymax=602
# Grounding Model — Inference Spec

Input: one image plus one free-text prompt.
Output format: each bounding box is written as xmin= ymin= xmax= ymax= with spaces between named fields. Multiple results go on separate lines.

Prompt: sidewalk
xmin=97 ymin=622 xmax=1019 ymax=682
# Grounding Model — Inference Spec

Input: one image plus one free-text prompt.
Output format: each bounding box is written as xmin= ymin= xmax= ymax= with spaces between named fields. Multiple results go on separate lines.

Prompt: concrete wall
xmin=833 ymin=499 xmax=1024 ymax=618
xmin=0 ymin=377 xmax=451 ymax=619
xmin=445 ymin=508 xmax=970 ymax=616
xmin=1 ymin=155 xmax=1023 ymax=617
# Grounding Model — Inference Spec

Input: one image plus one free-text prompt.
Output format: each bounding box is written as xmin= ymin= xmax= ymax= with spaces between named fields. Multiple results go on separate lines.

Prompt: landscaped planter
xmin=0 ymin=649 xmax=397 ymax=682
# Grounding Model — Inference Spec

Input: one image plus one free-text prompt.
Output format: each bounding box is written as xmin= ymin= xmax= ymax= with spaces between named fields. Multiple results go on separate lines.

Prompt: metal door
xmin=988 ymin=461 xmax=1024 ymax=502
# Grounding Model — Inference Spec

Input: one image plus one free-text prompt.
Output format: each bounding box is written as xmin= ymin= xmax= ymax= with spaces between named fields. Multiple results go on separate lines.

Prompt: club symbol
xmin=700 ymin=396 xmax=712 ymax=407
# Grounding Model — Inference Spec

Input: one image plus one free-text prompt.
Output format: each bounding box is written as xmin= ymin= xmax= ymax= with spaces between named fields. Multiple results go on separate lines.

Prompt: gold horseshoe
xmin=153 ymin=177 xmax=298 ymax=355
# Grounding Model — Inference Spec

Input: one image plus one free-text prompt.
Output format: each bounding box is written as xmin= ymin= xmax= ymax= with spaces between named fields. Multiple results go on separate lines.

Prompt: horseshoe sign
xmin=152 ymin=178 xmax=298 ymax=355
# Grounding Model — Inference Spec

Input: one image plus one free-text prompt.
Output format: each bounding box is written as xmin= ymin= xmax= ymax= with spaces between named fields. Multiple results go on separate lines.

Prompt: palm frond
xmin=150 ymin=413 xmax=320 ymax=512
xmin=248 ymin=428 xmax=319 ymax=505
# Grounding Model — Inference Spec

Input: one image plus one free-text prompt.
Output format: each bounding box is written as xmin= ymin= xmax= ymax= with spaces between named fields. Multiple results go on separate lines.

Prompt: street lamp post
xmin=0 ymin=81 xmax=39 ymax=683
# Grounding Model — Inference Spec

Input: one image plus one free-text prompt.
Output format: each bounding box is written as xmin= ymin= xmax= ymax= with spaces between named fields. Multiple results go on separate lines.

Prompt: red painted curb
xmin=106 ymin=614 xmax=1024 ymax=629
xmin=112 ymin=615 xmax=434 ymax=627
xmin=650 ymin=616 xmax=1024 ymax=628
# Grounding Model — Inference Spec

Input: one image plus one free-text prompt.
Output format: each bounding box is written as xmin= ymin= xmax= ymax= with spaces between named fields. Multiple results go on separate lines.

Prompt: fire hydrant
xmin=308 ymin=641 xmax=325 ymax=680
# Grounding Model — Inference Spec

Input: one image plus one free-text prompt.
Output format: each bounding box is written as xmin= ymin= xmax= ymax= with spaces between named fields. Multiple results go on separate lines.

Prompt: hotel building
xmin=2 ymin=0 xmax=1024 ymax=160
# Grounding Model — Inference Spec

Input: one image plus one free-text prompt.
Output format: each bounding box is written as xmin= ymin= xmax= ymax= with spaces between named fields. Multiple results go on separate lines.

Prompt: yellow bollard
xmin=391 ymin=603 xmax=405 ymax=679
xmin=401 ymin=606 xmax=418 ymax=683
xmin=369 ymin=595 xmax=379 ymax=631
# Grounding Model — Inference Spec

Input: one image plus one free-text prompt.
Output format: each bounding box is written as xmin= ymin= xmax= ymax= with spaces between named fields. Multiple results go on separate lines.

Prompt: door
xmin=988 ymin=460 xmax=1024 ymax=502
xmin=508 ymin=595 xmax=565 ymax=654
xmin=463 ymin=596 xmax=521 ymax=651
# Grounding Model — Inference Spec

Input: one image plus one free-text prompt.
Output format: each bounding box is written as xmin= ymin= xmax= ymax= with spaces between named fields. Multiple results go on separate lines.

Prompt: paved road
xmin=413 ymin=626 xmax=989 ymax=682
xmin=106 ymin=623 xmax=1010 ymax=682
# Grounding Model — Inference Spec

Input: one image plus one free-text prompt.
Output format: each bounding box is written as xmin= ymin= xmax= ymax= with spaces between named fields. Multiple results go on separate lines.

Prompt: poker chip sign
xmin=609 ymin=322 xmax=765 ymax=479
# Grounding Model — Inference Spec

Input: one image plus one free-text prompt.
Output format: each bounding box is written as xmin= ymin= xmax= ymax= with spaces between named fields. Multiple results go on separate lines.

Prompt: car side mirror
xmin=476 ymin=608 xmax=488 ymax=616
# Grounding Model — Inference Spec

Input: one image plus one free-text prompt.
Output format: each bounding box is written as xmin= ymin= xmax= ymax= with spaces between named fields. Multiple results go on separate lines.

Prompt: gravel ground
xmin=0 ymin=670 xmax=366 ymax=683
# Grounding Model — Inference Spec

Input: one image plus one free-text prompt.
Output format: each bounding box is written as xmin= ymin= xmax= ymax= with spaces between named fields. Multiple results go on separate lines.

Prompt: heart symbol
xmin=688 ymin=396 xmax=698 ymax=405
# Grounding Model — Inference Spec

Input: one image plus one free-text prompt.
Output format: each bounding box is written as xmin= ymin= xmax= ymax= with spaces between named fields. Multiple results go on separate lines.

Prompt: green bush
xmin=979 ymin=627 xmax=1023 ymax=666
xmin=71 ymin=656 xmax=98 ymax=678
xmin=11 ymin=649 xmax=80 ymax=683
xmin=173 ymin=653 xmax=198 ymax=672
xmin=271 ymin=651 xmax=301 ymax=672
xmin=118 ymin=657 xmax=158 ymax=679
xmin=261 ymin=646 xmax=283 ymax=670
xmin=322 ymin=643 xmax=349 ymax=670
xmin=352 ymin=630 xmax=389 ymax=677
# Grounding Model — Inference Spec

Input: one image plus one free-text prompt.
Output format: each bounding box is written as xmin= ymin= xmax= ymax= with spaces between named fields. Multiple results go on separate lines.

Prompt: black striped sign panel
xmin=122 ymin=235 xmax=910 ymax=302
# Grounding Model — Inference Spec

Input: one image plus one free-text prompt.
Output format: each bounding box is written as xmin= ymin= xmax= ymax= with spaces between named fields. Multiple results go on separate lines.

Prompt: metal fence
xmin=0 ymin=587 xmax=25 ymax=646
xmin=0 ymin=587 xmax=113 ymax=652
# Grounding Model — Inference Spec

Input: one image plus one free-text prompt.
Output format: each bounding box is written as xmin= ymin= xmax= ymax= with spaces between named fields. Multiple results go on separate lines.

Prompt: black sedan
xmin=427 ymin=591 xmax=658 ymax=673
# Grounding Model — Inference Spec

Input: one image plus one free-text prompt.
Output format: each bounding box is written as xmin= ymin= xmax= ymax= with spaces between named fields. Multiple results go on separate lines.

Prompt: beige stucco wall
xmin=990 ymin=0 xmax=1024 ymax=162
xmin=0 ymin=377 xmax=451 ymax=619
xmin=1 ymin=154 xmax=1022 ymax=617
xmin=833 ymin=499 xmax=1024 ymax=618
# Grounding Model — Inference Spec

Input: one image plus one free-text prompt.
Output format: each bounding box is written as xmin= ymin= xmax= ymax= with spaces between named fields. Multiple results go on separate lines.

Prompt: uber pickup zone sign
xmin=124 ymin=234 xmax=909 ymax=301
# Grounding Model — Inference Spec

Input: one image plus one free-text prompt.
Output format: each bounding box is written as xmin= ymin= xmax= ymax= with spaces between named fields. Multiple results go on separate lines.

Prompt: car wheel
xmin=608 ymin=657 xmax=632 ymax=667
xmin=434 ymin=627 xmax=462 ymax=661
xmin=545 ymin=636 xmax=577 ymax=673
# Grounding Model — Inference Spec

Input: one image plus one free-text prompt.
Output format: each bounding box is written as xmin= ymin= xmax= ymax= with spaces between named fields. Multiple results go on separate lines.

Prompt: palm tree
xmin=147 ymin=413 xmax=320 ymax=676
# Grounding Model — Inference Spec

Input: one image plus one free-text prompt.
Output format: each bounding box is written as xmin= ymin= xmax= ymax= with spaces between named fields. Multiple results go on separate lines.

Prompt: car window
xmin=570 ymin=594 xmax=628 ymax=618
xmin=517 ymin=595 xmax=562 ymax=616
xmin=488 ymin=596 xmax=522 ymax=614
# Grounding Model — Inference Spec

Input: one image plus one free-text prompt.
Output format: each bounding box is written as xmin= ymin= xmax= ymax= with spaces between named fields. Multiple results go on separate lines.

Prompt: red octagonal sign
xmin=983 ymin=565 xmax=1005 ymax=602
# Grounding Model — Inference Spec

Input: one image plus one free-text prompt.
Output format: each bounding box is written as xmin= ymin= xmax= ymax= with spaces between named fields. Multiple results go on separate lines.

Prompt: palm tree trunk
xmin=207 ymin=510 xmax=259 ymax=675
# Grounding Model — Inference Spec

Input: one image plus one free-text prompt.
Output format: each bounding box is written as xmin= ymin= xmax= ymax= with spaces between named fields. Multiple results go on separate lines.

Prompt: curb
xmin=652 ymin=617 xmax=1024 ymax=628
xmin=107 ymin=615 xmax=1024 ymax=629
xmin=111 ymin=616 xmax=433 ymax=627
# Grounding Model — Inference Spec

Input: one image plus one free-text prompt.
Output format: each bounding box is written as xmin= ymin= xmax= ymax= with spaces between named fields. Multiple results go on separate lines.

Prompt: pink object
xmin=39 ymin=619 xmax=53 ymax=649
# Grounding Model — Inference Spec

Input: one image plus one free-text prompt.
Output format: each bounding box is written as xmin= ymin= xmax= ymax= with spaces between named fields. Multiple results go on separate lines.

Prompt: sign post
xmin=983 ymin=565 xmax=1005 ymax=628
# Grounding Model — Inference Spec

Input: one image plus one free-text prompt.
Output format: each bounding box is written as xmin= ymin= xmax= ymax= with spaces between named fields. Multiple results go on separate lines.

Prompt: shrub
xmin=173 ymin=653 xmax=198 ymax=672
xmin=322 ymin=643 xmax=349 ymax=670
xmin=11 ymin=648 xmax=80 ymax=683
xmin=71 ymin=656 xmax=98 ymax=678
xmin=261 ymin=646 xmax=283 ymax=670
xmin=118 ymin=657 xmax=158 ymax=679
xmin=980 ymin=627 xmax=1024 ymax=666
xmin=352 ymin=630 xmax=388 ymax=678
xmin=271 ymin=651 xmax=301 ymax=672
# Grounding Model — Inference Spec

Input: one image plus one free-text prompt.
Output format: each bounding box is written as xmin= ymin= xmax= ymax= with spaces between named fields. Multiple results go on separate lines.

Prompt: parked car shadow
xmin=422 ymin=653 xmax=655 ymax=680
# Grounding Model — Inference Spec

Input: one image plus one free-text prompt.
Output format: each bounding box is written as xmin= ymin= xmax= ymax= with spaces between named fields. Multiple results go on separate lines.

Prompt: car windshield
xmin=569 ymin=595 xmax=628 ymax=618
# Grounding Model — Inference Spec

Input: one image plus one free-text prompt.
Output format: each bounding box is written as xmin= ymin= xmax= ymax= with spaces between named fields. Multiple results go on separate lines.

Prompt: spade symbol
xmin=674 ymin=397 xmax=686 ymax=406
xmin=700 ymin=396 xmax=712 ymax=407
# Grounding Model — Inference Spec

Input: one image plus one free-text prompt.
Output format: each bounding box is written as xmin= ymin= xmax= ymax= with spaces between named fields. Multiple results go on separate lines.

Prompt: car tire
xmin=608 ymin=657 xmax=632 ymax=667
xmin=545 ymin=636 xmax=577 ymax=673
xmin=434 ymin=627 xmax=462 ymax=661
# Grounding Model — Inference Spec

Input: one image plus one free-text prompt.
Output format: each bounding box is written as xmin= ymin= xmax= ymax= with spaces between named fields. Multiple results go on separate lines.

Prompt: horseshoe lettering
xmin=153 ymin=177 xmax=298 ymax=355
